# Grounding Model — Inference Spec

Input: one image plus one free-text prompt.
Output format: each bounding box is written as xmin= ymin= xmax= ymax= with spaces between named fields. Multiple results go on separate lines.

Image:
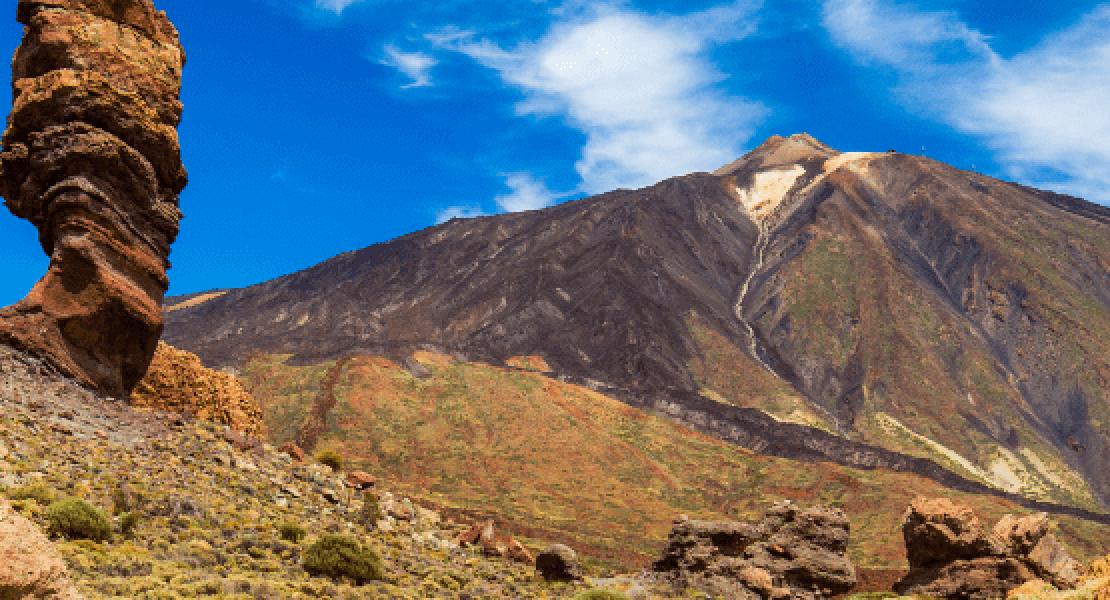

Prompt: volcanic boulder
xmin=0 ymin=0 xmax=187 ymax=398
xmin=652 ymin=501 xmax=856 ymax=599
xmin=894 ymin=497 xmax=1085 ymax=599
xmin=0 ymin=498 xmax=84 ymax=599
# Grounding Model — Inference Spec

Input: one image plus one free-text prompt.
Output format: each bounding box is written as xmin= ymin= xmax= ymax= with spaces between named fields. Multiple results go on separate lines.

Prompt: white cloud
xmin=822 ymin=0 xmax=993 ymax=69
xmin=430 ymin=2 xmax=767 ymax=194
xmin=380 ymin=45 xmax=438 ymax=88
xmin=822 ymin=0 xmax=1110 ymax=204
xmin=435 ymin=205 xmax=488 ymax=224
xmin=314 ymin=0 xmax=361 ymax=15
xmin=495 ymin=173 xmax=560 ymax=213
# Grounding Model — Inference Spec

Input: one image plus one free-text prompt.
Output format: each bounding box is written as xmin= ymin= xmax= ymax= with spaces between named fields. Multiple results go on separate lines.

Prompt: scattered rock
xmin=536 ymin=543 xmax=583 ymax=581
xmin=895 ymin=498 xmax=1086 ymax=598
xmin=652 ymin=501 xmax=856 ymax=599
xmin=0 ymin=498 xmax=84 ymax=599
xmin=278 ymin=442 xmax=305 ymax=462
xmin=456 ymin=519 xmax=535 ymax=564
xmin=344 ymin=470 xmax=376 ymax=490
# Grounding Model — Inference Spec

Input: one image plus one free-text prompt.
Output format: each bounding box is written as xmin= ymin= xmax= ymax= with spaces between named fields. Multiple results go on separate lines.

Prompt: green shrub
xmin=118 ymin=512 xmax=140 ymax=536
xmin=573 ymin=590 xmax=630 ymax=600
xmin=46 ymin=497 xmax=112 ymax=541
xmin=358 ymin=492 xmax=382 ymax=525
xmin=303 ymin=534 xmax=383 ymax=584
xmin=277 ymin=522 xmax=307 ymax=543
xmin=316 ymin=450 xmax=343 ymax=472
xmin=6 ymin=483 xmax=55 ymax=506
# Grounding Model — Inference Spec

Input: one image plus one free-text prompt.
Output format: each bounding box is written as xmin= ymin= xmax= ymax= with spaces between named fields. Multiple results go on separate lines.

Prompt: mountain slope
xmin=164 ymin=134 xmax=1110 ymax=511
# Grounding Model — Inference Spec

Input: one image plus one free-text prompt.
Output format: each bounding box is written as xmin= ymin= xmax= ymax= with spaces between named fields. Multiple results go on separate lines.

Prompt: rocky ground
xmin=0 ymin=344 xmax=689 ymax=599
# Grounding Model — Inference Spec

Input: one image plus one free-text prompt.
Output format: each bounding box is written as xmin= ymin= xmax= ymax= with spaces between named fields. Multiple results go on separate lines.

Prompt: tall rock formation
xmin=0 ymin=0 xmax=187 ymax=398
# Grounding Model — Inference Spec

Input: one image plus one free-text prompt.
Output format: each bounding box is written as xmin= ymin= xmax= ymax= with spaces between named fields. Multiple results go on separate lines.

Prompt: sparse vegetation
xmin=45 ymin=497 xmax=113 ymax=542
xmin=276 ymin=521 xmax=306 ymax=543
xmin=573 ymin=589 xmax=631 ymax=600
xmin=358 ymin=491 xmax=382 ymax=525
xmin=302 ymin=534 xmax=384 ymax=584
xmin=7 ymin=482 xmax=56 ymax=506
xmin=315 ymin=449 xmax=342 ymax=471
xmin=117 ymin=512 xmax=140 ymax=536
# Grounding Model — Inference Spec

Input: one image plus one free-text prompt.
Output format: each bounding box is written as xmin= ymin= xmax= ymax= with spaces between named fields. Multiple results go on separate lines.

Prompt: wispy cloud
xmin=495 ymin=172 xmax=560 ymax=213
xmin=314 ymin=0 xmax=362 ymax=16
xmin=430 ymin=1 xmax=767 ymax=195
xmin=380 ymin=44 xmax=438 ymax=88
xmin=435 ymin=205 xmax=488 ymax=224
xmin=822 ymin=0 xmax=1110 ymax=204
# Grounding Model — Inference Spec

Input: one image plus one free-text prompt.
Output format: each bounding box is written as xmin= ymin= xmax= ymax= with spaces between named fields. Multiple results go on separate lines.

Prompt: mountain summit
xmin=164 ymin=134 xmax=1110 ymax=511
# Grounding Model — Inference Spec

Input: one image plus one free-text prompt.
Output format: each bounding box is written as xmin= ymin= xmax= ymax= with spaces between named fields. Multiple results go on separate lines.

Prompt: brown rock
xmin=343 ymin=470 xmax=376 ymax=490
xmin=653 ymin=501 xmax=856 ymax=599
xmin=0 ymin=0 xmax=186 ymax=398
xmin=278 ymin=442 xmax=305 ymax=462
xmin=0 ymin=498 xmax=85 ymax=599
xmin=1025 ymin=533 xmax=1084 ymax=589
xmin=535 ymin=543 xmax=583 ymax=581
xmin=455 ymin=519 xmax=533 ymax=564
xmin=895 ymin=556 xmax=1036 ymax=600
xmin=993 ymin=513 xmax=1049 ymax=556
xmin=130 ymin=342 xmax=266 ymax=437
xmin=901 ymin=496 xmax=1005 ymax=569
xmin=895 ymin=499 xmax=1086 ymax=598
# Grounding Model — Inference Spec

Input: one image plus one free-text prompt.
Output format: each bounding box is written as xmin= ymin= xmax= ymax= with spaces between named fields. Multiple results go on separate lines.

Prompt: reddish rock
xmin=278 ymin=442 xmax=305 ymax=462
xmin=901 ymin=496 xmax=1005 ymax=569
xmin=343 ymin=470 xmax=376 ymax=490
xmin=455 ymin=519 xmax=533 ymax=564
xmin=0 ymin=0 xmax=187 ymax=399
xmin=0 ymin=498 xmax=84 ymax=599
xmin=895 ymin=499 xmax=1086 ymax=598
xmin=131 ymin=342 xmax=267 ymax=437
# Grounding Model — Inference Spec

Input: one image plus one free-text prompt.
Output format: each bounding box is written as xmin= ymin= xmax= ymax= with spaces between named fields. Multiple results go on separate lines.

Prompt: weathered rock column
xmin=0 ymin=0 xmax=186 ymax=398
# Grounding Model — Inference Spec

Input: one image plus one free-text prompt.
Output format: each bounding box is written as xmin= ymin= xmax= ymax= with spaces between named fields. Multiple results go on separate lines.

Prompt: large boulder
xmin=0 ymin=0 xmax=187 ymax=399
xmin=894 ymin=498 xmax=1086 ymax=598
xmin=652 ymin=501 xmax=856 ymax=599
xmin=0 ymin=498 xmax=85 ymax=599
xmin=455 ymin=519 xmax=535 ymax=564
xmin=536 ymin=544 xmax=583 ymax=582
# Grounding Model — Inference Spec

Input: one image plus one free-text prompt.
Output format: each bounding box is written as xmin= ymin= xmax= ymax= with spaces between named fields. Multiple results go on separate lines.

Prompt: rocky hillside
xmin=164 ymin=134 xmax=1110 ymax=513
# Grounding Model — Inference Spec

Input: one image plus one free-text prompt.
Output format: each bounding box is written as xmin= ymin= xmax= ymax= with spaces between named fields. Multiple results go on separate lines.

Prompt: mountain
xmin=163 ymin=134 xmax=1110 ymax=513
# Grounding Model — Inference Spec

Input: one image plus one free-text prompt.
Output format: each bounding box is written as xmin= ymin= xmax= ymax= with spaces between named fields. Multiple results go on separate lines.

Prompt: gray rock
xmin=536 ymin=544 xmax=582 ymax=581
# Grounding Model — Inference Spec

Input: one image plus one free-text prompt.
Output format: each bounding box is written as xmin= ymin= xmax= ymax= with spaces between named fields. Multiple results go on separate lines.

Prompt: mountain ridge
xmin=164 ymin=134 xmax=1110 ymax=514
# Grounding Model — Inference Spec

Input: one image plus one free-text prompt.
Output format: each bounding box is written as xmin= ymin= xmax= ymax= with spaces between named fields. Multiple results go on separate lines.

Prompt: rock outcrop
xmin=130 ymin=342 xmax=266 ymax=437
xmin=455 ymin=520 xmax=535 ymax=564
xmin=894 ymin=497 xmax=1085 ymax=599
xmin=652 ymin=501 xmax=856 ymax=599
xmin=535 ymin=543 xmax=583 ymax=582
xmin=0 ymin=498 xmax=85 ymax=599
xmin=0 ymin=0 xmax=187 ymax=399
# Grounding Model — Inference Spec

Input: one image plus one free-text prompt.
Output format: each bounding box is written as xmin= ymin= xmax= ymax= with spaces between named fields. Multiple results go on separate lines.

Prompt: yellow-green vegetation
xmin=241 ymin=351 xmax=1110 ymax=570
xmin=572 ymin=589 xmax=630 ymax=600
xmin=316 ymin=449 xmax=343 ymax=472
xmin=276 ymin=522 xmax=306 ymax=543
xmin=46 ymin=497 xmax=113 ymax=542
xmin=303 ymin=534 xmax=384 ymax=583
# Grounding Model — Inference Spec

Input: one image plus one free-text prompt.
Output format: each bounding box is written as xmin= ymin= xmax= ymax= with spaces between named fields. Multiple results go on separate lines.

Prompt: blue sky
xmin=1 ymin=0 xmax=1109 ymax=306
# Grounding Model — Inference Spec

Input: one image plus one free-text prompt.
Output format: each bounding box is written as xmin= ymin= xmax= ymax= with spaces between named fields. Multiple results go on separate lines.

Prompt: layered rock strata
xmin=894 ymin=497 xmax=1085 ymax=599
xmin=0 ymin=0 xmax=186 ymax=398
xmin=652 ymin=501 xmax=857 ymax=599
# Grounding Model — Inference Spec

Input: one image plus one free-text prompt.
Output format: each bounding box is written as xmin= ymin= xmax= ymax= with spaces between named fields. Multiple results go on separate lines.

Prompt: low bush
xmin=277 ymin=522 xmax=306 ymax=543
xmin=358 ymin=492 xmax=382 ymax=525
xmin=118 ymin=512 xmax=140 ymax=536
xmin=315 ymin=449 xmax=342 ymax=472
xmin=303 ymin=534 xmax=383 ymax=584
xmin=573 ymin=590 xmax=630 ymax=600
xmin=46 ymin=497 xmax=112 ymax=542
xmin=6 ymin=483 xmax=55 ymax=506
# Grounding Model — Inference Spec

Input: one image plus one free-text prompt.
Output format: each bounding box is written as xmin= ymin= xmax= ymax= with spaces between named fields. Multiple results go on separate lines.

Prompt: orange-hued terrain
xmin=241 ymin=349 xmax=1110 ymax=570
